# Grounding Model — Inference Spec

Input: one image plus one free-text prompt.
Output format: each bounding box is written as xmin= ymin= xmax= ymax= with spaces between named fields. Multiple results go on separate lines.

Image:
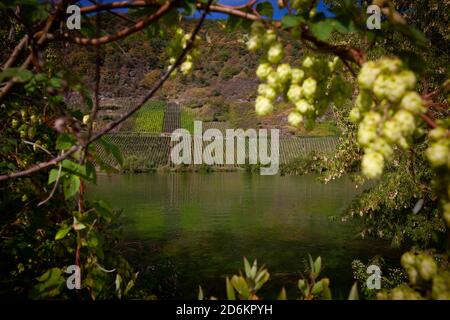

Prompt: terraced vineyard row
xmin=280 ymin=136 xmax=339 ymax=164
xmin=133 ymin=100 xmax=165 ymax=133
xmin=95 ymin=134 xmax=339 ymax=170
xmin=180 ymin=108 xmax=196 ymax=133
xmin=95 ymin=133 xmax=171 ymax=169
xmin=162 ymin=103 xmax=181 ymax=133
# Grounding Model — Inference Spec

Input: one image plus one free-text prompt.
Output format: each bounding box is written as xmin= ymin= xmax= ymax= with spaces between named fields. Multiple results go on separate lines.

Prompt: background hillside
xmin=62 ymin=19 xmax=338 ymax=136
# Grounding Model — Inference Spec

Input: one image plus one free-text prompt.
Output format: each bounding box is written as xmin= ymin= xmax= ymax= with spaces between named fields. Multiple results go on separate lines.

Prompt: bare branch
xmin=0 ymin=0 xmax=70 ymax=103
xmin=43 ymin=1 xmax=176 ymax=46
xmin=37 ymin=161 xmax=62 ymax=207
xmin=86 ymin=0 xmax=138 ymax=25
xmin=2 ymin=35 xmax=28 ymax=70
xmin=0 ymin=0 xmax=214 ymax=182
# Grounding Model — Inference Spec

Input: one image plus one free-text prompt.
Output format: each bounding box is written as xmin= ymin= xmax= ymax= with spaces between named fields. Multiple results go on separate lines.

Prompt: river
xmin=89 ymin=172 xmax=398 ymax=299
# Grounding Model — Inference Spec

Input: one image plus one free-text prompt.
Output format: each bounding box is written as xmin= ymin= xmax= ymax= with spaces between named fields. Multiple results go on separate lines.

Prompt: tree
xmin=0 ymin=0 xmax=449 ymax=299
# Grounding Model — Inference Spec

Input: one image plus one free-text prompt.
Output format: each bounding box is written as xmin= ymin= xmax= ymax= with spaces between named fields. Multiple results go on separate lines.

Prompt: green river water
xmin=89 ymin=172 xmax=398 ymax=299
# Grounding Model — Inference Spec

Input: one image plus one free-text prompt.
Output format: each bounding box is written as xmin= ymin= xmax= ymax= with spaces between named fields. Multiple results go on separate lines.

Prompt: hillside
xmin=62 ymin=19 xmax=338 ymax=137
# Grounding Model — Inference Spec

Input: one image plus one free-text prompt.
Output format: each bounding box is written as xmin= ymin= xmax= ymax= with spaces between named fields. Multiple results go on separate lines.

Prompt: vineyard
xmin=162 ymin=103 xmax=181 ymax=133
xmin=181 ymin=108 xmax=196 ymax=133
xmin=279 ymin=136 xmax=339 ymax=164
xmin=95 ymin=133 xmax=171 ymax=171
xmin=133 ymin=100 xmax=166 ymax=133
xmin=95 ymin=133 xmax=339 ymax=171
xmin=93 ymin=100 xmax=339 ymax=171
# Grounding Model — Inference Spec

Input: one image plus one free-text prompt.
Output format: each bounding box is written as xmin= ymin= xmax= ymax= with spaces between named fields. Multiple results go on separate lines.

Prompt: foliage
xmin=1 ymin=0 xmax=449 ymax=300
xmin=351 ymin=257 xmax=407 ymax=299
xmin=377 ymin=250 xmax=450 ymax=300
xmin=199 ymin=256 xmax=331 ymax=300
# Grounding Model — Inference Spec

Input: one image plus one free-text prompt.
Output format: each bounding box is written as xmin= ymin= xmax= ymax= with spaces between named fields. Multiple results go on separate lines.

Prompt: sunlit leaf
xmin=55 ymin=225 xmax=71 ymax=240
xmin=63 ymin=175 xmax=80 ymax=199
xmin=281 ymin=15 xmax=304 ymax=29
xmin=348 ymin=282 xmax=359 ymax=300
xmin=226 ymin=277 xmax=236 ymax=300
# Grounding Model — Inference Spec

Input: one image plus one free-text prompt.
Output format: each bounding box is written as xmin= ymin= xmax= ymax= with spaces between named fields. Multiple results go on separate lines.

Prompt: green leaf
xmin=93 ymin=153 xmax=119 ymax=173
xmin=61 ymin=160 xmax=95 ymax=182
xmin=256 ymin=1 xmax=273 ymax=19
xmin=72 ymin=217 xmax=86 ymax=231
xmin=55 ymin=225 xmax=71 ymax=240
xmin=254 ymin=270 xmax=269 ymax=290
xmin=298 ymin=279 xmax=307 ymax=292
xmin=87 ymin=231 xmax=99 ymax=248
xmin=29 ymin=268 xmax=65 ymax=299
xmin=396 ymin=25 xmax=428 ymax=47
xmin=281 ymin=15 xmax=304 ymax=29
xmin=37 ymin=268 xmax=61 ymax=282
xmin=314 ymin=256 xmax=322 ymax=274
xmin=250 ymin=259 xmax=257 ymax=278
xmin=49 ymin=77 xmax=62 ymax=88
xmin=396 ymin=50 xmax=426 ymax=75
xmin=277 ymin=287 xmax=287 ymax=300
xmin=226 ymin=277 xmax=236 ymax=300
xmin=93 ymin=200 xmax=113 ymax=221
xmin=243 ymin=257 xmax=252 ymax=278
xmin=231 ymin=275 xmax=250 ymax=298
xmin=0 ymin=68 xmax=33 ymax=83
xmin=48 ymin=168 xmax=63 ymax=184
xmin=312 ymin=281 xmax=323 ymax=295
xmin=56 ymin=134 xmax=76 ymax=151
xmin=198 ymin=286 xmax=204 ymax=300
xmin=63 ymin=175 xmax=80 ymax=199
xmin=180 ymin=0 xmax=196 ymax=16
xmin=86 ymin=161 xmax=97 ymax=184
xmin=321 ymin=279 xmax=332 ymax=300
xmin=62 ymin=160 xmax=85 ymax=174
xmin=34 ymin=73 xmax=47 ymax=82
xmin=311 ymin=20 xmax=334 ymax=41
xmin=348 ymin=282 xmax=359 ymax=300
xmin=115 ymin=273 xmax=122 ymax=299
xmin=226 ymin=14 xmax=243 ymax=33
xmin=124 ymin=273 xmax=138 ymax=296
xmin=308 ymin=254 xmax=315 ymax=273
xmin=97 ymin=136 xmax=123 ymax=166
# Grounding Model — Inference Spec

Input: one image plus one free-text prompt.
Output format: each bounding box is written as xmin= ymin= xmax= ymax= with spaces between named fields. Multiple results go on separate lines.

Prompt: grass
xmin=133 ymin=100 xmax=165 ymax=133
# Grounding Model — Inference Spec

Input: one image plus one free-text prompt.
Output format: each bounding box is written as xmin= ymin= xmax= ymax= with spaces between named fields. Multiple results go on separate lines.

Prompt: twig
xmin=419 ymin=113 xmax=437 ymax=128
xmin=0 ymin=0 xmax=69 ymax=103
xmin=43 ymin=1 xmax=176 ymax=46
xmin=37 ymin=161 xmax=62 ymax=207
xmin=2 ymin=35 xmax=28 ymax=70
xmin=0 ymin=0 xmax=213 ymax=182
xmin=23 ymin=140 xmax=53 ymax=155
xmin=95 ymin=263 xmax=116 ymax=273
xmin=0 ymin=54 xmax=33 ymax=103
xmin=86 ymin=0 xmax=138 ymax=25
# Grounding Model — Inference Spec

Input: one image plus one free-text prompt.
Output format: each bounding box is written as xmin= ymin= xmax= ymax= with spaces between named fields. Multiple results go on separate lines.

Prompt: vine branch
xmin=0 ymin=0 xmax=213 ymax=182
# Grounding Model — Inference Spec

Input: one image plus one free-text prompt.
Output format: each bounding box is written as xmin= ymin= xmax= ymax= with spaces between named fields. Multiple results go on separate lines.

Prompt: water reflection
xmin=90 ymin=173 xmax=398 ymax=299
